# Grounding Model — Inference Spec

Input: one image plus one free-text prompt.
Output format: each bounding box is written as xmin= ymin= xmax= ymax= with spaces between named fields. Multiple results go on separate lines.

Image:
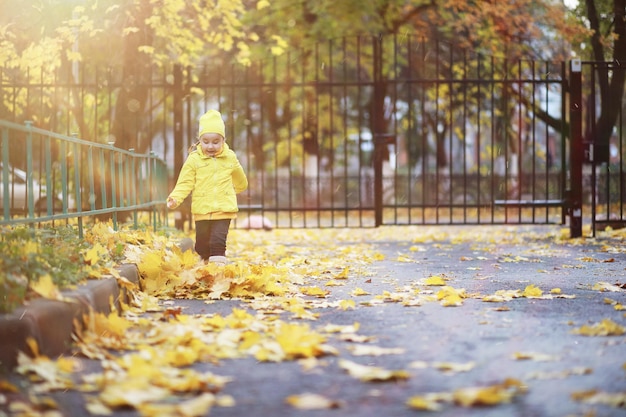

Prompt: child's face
xmin=199 ymin=133 xmax=224 ymax=157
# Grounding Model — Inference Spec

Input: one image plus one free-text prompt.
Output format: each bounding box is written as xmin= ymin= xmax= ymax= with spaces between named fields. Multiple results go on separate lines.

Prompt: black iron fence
xmin=578 ymin=61 xmax=625 ymax=235
xmin=3 ymin=34 xmax=620 ymax=233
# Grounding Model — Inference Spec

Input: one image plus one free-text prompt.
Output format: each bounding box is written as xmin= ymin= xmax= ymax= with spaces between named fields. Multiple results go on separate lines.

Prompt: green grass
xmin=0 ymin=225 xmax=91 ymax=313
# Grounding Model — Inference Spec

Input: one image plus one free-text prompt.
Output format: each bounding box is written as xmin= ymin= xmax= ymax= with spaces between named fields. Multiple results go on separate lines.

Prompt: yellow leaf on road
xmin=351 ymin=287 xmax=370 ymax=296
xmin=433 ymin=361 xmax=475 ymax=373
xmin=338 ymin=359 xmax=410 ymax=382
xmin=512 ymin=352 xmax=559 ymax=361
xmin=453 ymin=378 xmax=527 ymax=407
xmin=571 ymin=319 xmax=625 ymax=336
xmin=424 ymin=275 xmax=446 ymax=286
xmin=572 ymin=390 xmax=626 ymax=408
xmin=285 ymin=393 xmax=342 ymax=410
xmin=437 ymin=286 xmax=466 ymax=306
xmin=593 ymin=282 xmax=624 ymax=292
xmin=522 ymin=284 xmax=543 ymax=298
xmin=347 ymin=345 xmax=405 ymax=356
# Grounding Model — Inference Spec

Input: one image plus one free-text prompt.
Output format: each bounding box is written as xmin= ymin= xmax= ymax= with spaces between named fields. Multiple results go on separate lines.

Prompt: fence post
xmin=373 ymin=35 xmax=384 ymax=227
xmin=569 ymin=59 xmax=583 ymax=238
xmin=173 ymin=64 xmax=186 ymax=230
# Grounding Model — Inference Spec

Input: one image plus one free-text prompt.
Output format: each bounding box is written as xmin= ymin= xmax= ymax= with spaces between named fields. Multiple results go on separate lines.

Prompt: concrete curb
xmin=0 ymin=238 xmax=195 ymax=373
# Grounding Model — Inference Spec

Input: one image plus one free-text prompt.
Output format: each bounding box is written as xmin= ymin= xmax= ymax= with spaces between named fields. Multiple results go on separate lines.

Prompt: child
xmin=166 ymin=109 xmax=248 ymax=265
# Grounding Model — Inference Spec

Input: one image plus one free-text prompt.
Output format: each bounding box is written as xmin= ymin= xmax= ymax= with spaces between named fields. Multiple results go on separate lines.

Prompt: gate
xmin=572 ymin=60 xmax=625 ymax=236
xmin=180 ymin=35 xmax=570 ymax=229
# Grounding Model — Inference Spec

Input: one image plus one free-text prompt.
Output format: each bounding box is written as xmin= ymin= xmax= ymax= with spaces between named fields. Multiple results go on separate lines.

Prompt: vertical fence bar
xmin=569 ymin=59 xmax=583 ymax=238
xmin=2 ymin=128 xmax=9 ymax=220
xmin=373 ymin=35 xmax=384 ymax=227
xmin=44 ymin=136 xmax=52 ymax=215
xmin=60 ymin=141 xmax=68 ymax=213
xmin=110 ymin=145 xmax=118 ymax=230
xmin=88 ymin=146 xmax=95 ymax=211
xmin=476 ymin=52 xmax=483 ymax=223
xmin=286 ymin=51 xmax=294 ymax=228
xmin=73 ymin=141 xmax=83 ymax=238
xmin=99 ymin=148 xmax=107 ymax=211
xmin=130 ymin=154 xmax=137 ymax=229
xmin=328 ymin=39 xmax=335 ymax=227
xmin=461 ymin=50 xmax=468 ymax=223
xmin=25 ymin=121 xmax=34 ymax=219
xmin=314 ymin=42 xmax=321 ymax=227
xmin=341 ymin=37 xmax=350 ymax=225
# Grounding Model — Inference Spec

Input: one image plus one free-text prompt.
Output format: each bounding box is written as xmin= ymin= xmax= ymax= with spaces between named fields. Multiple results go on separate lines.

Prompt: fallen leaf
xmin=347 ymin=345 xmax=405 ymax=356
xmin=571 ymin=319 xmax=625 ymax=336
xmin=437 ymin=286 xmax=466 ymax=307
xmin=424 ymin=275 xmax=447 ymax=286
xmin=432 ymin=361 xmax=475 ymax=373
xmin=453 ymin=378 xmax=527 ymax=407
xmin=522 ymin=284 xmax=543 ymax=298
xmin=512 ymin=352 xmax=559 ymax=361
xmin=406 ymin=393 xmax=451 ymax=411
xmin=571 ymin=390 xmax=626 ymax=408
xmin=285 ymin=393 xmax=342 ymax=410
xmin=338 ymin=359 xmax=410 ymax=382
xmin=593 ymin=282 xmax=624 ymax=292
xmin=29 ymin=274 xmax=61 ymax=299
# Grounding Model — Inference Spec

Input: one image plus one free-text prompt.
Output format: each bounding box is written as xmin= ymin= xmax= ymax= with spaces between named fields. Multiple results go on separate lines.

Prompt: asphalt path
xmin=4 ymin=226 xmax=626 ymax=417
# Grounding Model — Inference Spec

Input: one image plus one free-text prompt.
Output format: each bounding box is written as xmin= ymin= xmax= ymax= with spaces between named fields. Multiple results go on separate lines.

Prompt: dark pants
xmin=194 ymin=219 xmax=231 ymax=260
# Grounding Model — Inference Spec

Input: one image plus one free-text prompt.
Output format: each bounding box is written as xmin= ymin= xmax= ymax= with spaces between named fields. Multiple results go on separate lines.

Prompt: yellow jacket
xmin=168 ymin=143 xmax=248 ymax=220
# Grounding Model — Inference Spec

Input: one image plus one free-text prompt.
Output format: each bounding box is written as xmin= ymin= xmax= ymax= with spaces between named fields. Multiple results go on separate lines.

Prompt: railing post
xmin=24 ymin=121 xmax=35 ymax=219
xmin=372 ymin=34 xmax=385 ymax=227
xmin=569 ymin=59 xmax=583 ymax=238
xmin=2 ymin=127 xmax=10 ymax=220
xmin=173 ymin=64 xmax=185 ymax=229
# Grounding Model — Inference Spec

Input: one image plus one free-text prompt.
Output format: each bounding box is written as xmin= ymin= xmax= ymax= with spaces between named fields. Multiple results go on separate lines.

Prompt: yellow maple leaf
xmin=275 ymin=322 xmax=328 ymax=359
xmin=351 ymin=287 xmax=370 ymax=296
xmin=397 ymin=255 xmax=414 ymax=263
xmin=300 ymin=286 xmax=329 ymax=298
xmin=571 ymin=319 xmax=625 ymax=336
xmin=522 ymin=284 xmax=543 ymax=298
xmin=83 ymin=242 xmax=107 ymax=266
xmin=437 ymin=286 xmax=465 ymax=307
xmin=571 ymin=390 xmax=626 ymax=408
xmin=406 ymin=393 xmax=450 ymax=411
xmin=453 ymin=378 xmax=527 ymax=407
xmin=30 ymin=274 xmax=61 ymax=299
xmin=338 ymin=299 xmax=356 ymax=310
xmin=433 ymin=361 xmax=476 ymax=373
xmin=338 ymin=359 xmax=410 ymax=382
xmin=512 ymin=352 xmax=559 ymax=361
xmin=138 ymin=393 xmax=218 ymax=416
xmin=285 ymin=393 xmax=342 ymax=410
xmin=424 ymin=275 xmax=446 ymax=286
xmin=333 ymin=267 xmax=350 ymax=279
xmin=348 ymin=345 xmax=405 ymax=356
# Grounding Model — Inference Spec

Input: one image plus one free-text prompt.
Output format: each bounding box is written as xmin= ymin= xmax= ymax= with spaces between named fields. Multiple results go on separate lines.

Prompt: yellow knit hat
xmin=198 ymin=110 xmax=225 ymax=138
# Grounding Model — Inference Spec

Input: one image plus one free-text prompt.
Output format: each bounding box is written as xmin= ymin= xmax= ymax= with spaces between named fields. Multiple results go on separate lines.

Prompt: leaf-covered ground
xmin=2 ymin=224 xmax=625 ymax=416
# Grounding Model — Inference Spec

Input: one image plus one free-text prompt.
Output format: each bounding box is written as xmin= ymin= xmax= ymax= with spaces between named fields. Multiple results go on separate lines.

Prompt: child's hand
xmin=166 ymin=198 xmax=177 ymax=209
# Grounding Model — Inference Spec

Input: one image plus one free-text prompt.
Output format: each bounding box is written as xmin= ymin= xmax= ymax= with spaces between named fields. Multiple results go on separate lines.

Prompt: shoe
xmin=208 ymin=255 xmax=228 ymax=266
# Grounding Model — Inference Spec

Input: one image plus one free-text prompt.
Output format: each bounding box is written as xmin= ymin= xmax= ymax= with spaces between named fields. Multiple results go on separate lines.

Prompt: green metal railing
xmin=0 ymin=120 xmax=168 ymax=237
